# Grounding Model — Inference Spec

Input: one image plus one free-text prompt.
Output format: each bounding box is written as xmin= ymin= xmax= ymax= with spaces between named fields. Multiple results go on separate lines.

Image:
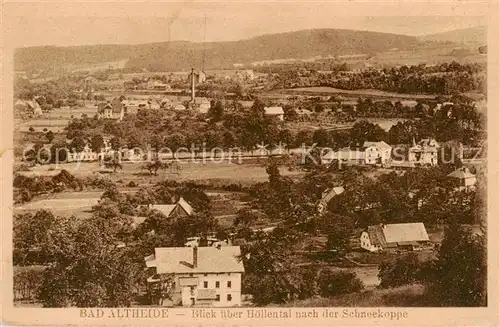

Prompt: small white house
xmin=321 ymin=141 xmax=392 ymax=166
xmin=264 ymin=106 xmax=284 ymax=121
xmin=448 ymin=167 xmax=477 ymax=191
xmin=362 ymin=141 xmax=392 ymax=165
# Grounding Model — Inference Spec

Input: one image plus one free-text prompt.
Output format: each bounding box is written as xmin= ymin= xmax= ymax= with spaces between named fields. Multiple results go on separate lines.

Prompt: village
xmin=11 ymin=15 xmax=487 ymax=309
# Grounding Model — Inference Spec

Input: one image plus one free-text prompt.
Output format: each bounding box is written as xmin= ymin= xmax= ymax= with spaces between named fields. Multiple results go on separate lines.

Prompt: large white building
xmin=145 ymin=246 xmax=245 ymax=307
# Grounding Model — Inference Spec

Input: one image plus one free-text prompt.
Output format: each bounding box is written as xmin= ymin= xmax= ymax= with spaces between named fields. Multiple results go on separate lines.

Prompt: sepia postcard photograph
xmin=1 ymin=0 xmax=499 ymax=326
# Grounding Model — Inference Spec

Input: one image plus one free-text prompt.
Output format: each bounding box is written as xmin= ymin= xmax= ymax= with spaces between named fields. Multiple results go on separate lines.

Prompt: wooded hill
xmin=15 ymin=29 xmax=421 ymax=72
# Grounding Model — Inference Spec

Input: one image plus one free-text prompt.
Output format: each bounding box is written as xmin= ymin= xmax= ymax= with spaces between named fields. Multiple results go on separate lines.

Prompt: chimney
xmin=193 ymin=246 xmax=198 ymax=268
xmin=190 ymin=68 xmax=196 ymax=102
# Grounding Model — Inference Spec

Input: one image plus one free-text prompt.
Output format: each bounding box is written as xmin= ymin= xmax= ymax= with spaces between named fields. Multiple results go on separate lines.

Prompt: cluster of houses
xmin=321 ymin=138 xmax=441 ymax=168
xmin=96 ymin=96 xmax=212 ymax=120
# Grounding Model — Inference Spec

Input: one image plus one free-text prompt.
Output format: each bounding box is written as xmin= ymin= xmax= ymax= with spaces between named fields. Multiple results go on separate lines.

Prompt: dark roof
xmin=111 ymin=99 xmax=124 ymax=113
xmin=97 ymin=102 xmax=113 ymax=113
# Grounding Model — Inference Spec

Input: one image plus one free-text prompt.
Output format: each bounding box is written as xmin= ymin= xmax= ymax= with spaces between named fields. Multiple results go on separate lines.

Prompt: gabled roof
xmin=448 ymin=167 xmax=476 ymax=179
xmin=147 ymin=246 xmax=245 ymax=274
xmin=97 ymin=102 xmax=113 ymax=113
xmin=367 ymin=223 xmax=430 ymax=246
xmin=363 ymin=141 xmax=392 ymax=150
xmin=320 ymin=186 xmax=345 ymax=205
xmin=177 ymin=197 xmax=194 ymax=215
xmin=264 ymin=106 xmax=284 ymax=115
xmin=150 ymin=204 xmax=177 ymax=217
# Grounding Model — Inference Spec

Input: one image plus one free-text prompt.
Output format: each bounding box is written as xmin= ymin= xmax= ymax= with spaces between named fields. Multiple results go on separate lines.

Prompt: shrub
xmin=378 ymin=253 xmax=422 ymax=289
xmin=128 ymin=181 xmax=138 ymax=187
xmin=316 ymin=269 xmax=364 ymax=297
xmin=82 ymin=174 xmax=114 ymax=190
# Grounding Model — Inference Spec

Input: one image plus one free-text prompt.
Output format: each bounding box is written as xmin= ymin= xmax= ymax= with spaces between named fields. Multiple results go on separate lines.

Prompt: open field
xmin=279 ymin=87 xmax=436 ymax=100
xmin=19 ymin=161 xmax=306 ymax=184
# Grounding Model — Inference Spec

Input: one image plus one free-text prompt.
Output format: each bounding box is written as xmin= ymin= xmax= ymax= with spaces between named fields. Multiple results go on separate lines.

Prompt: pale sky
xmin=4 ymin=1 xmax=491 ymax=48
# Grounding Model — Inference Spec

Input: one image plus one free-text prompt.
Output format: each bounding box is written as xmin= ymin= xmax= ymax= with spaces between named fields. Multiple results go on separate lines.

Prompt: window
xmin=204 ymin=273 xmax=208 ymax=276
xmin=215 ymin=294 xmax=220 ymax=301
xmin=227 ymin=294 xmax=232 ymax=301
xmin=227 ymin=281 xmax=232 ymax=288
xmin=189 ymin=273 xmax=193 ymax=277
xmin=204 ymin=281 xmax=208 ymax=288
xmin=227 ymin=273 xmax=231 ymax=276
xmin=215 ymin=281 xmax=220 ymax=288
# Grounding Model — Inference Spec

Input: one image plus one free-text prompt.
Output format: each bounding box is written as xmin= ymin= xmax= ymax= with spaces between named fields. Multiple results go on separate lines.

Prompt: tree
xmin=378 ymin=253 xmax=423 ymax=288
xmin=13 ymin=210 xmax=66 ymax=265
xmin=428 ymin=223 xmax=486 ymax=306
xmin=316 ymin=269 xmax=363 ymax=297
xmin=90 ymin=134 xmax=105 ymax=153
xmin=350 ymin=120 xmax=387 ymax=146
xmin=45 ymin=130 xmax=55 ymax=143
xmin=312 ymin=128 xmax=329 ymax=147
xmin=110 ymin=137 xmax=124 ymax=151
xmin=69 ymin=137 xmax=86 ymax=153
xmin=38 ymin=217 xmax=143 ymax=307
xmin=321 ymin=214 xmax=355 ymax=256
xmin=208 ymin=100 xmax=224 ymax=121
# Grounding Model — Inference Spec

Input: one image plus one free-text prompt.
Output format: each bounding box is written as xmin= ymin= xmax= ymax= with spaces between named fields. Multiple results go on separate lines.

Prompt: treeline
xmin=274 ymin=62 xmax=486 ymax=95
xmin=13 ymin=170 xmax=116 ymax=204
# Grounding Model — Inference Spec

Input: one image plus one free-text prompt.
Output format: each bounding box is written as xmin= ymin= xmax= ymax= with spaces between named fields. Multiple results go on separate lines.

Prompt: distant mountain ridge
xmin=15 ymin=28 xmax=422 ymax=72
xmin=418 ymin=26 xmax=486 ymax=45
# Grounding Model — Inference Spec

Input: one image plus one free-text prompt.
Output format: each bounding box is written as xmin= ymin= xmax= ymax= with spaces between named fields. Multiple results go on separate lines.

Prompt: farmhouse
xmin=148 ymin=197 xmax=194 ymax=219
xmin=362 ymin=141 xmax=392 ymax=165
xmin=317 ymin=186 xmax=345 ymax=213
xmin=409 ymin=138 xmax=439 ymax=166
xmin=97 ymin=99 xmax=124 ymax=120
xmin=264 ymin=106 xmax=284 ymax=121
xmin=448 ymin=167 xmax=477 ymax=191
xmin=321 ymin=141 xmax=392 ymax=166
xmin=145 ymin=246 xmax=245 ymax=307
xmin=360 ymin=223 xmax=431 ymax=253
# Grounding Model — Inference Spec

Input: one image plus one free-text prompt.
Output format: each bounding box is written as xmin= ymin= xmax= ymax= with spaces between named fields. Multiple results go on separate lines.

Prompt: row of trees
xmin=273 ymin=62 xmax=486 ymax=95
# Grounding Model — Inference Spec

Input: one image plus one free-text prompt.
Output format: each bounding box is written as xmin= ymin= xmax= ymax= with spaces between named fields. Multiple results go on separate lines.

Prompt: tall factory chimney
xmin=190 ymin=67 xmax=196 ymax=102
